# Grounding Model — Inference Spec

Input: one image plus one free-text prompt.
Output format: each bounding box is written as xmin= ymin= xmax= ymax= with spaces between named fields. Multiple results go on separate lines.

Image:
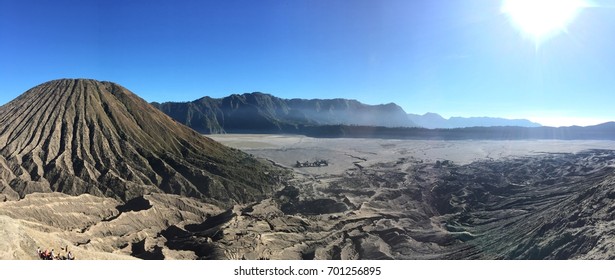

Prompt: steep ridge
xmin=153 ymin=93 xmax=415 ymax=134
xmin=0 ymin=79 xmax=283 ymax=205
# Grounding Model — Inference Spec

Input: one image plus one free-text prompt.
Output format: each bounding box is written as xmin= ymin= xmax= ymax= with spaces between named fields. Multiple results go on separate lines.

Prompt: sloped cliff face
xmin=0 ymin=79 xmax=283 ymax=206
xmin=153 ymin=92 xmax=416 ymax=134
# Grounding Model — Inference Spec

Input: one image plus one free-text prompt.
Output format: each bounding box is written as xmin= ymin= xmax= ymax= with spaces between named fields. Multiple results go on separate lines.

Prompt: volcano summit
xmin=0 ymin=79 xmax=282 ymax=206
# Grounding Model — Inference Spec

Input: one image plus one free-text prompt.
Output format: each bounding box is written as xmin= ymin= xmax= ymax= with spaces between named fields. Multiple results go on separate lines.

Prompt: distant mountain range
xmin=408 ymin=112 xmax=542 ymax=129
xmin=296 ymin=122 xmax=615 ymax=140
xmin=152 ymin=93 xmax=542 ymax=133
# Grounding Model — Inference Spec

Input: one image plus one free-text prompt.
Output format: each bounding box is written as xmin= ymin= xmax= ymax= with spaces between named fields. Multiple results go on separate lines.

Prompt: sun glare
xmin=502 ymin=0 xmax=589 ymax=45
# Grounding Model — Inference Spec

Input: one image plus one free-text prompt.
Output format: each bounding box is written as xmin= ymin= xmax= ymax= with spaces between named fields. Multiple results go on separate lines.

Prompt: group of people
xmin=295 ymin=159 xmax=329 ymax=168
xmin=36 ymin=246 xmax=75 ymax=260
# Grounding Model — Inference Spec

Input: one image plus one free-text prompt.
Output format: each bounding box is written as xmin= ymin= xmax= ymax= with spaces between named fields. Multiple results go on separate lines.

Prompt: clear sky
xmin=1 ymin=0 xmax=614 ymax=126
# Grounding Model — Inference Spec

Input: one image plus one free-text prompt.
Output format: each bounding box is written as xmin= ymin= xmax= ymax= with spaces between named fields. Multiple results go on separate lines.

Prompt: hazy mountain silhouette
xmin=297 ymin=122 xmax=615 ymax=140
xmin=152 ymin=93 xmax=416 ymax=133
xmin=0 ymin=79 xmax=282 ymax=206
xmin=408 ymin=112 xmax=541 ymax=129
xmin=153 ymin=93 xmax=544 ymax=133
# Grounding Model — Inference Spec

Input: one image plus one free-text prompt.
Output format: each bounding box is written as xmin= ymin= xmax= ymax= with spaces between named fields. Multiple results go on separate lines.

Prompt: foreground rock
xmin=0 ymin=192 xmax=222 ymax=259
xmin=436 ymin=150 xmax=615 ymax=259
xmin=163 ymin=149 xmax=615 ymax=260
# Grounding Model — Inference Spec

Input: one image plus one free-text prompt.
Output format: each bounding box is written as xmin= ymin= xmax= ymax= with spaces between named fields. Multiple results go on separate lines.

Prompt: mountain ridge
xmin=153 ymin=92 xmax=415 ymax=134
xmin=153 ymin=93 xmax=543 ymax=133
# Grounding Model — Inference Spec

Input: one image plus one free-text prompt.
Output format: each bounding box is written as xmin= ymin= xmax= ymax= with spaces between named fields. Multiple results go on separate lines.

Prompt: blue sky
xmin=1 ymin=0 xmax=614 ymax=126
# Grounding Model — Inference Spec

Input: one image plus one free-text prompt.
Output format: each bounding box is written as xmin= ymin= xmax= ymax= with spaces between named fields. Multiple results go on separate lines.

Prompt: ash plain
xmin=198 ymin=135 xmax=615 ymax=260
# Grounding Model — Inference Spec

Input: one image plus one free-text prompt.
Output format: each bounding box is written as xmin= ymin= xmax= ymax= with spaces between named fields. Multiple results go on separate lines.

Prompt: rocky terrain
xmin=0 ymin=192 xmax=222 ymax=259
xmin=7 ymin=145 xmax=615 ymax=259
xmin=435 ymin=149 xmax=615 ymax=259
xmin=155 ymin=136 xmax=615 ymax=260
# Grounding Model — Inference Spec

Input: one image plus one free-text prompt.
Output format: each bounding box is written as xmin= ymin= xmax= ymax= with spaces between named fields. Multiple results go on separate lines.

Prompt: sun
xmin=502 ymin=0 xmax=589 ymax=45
